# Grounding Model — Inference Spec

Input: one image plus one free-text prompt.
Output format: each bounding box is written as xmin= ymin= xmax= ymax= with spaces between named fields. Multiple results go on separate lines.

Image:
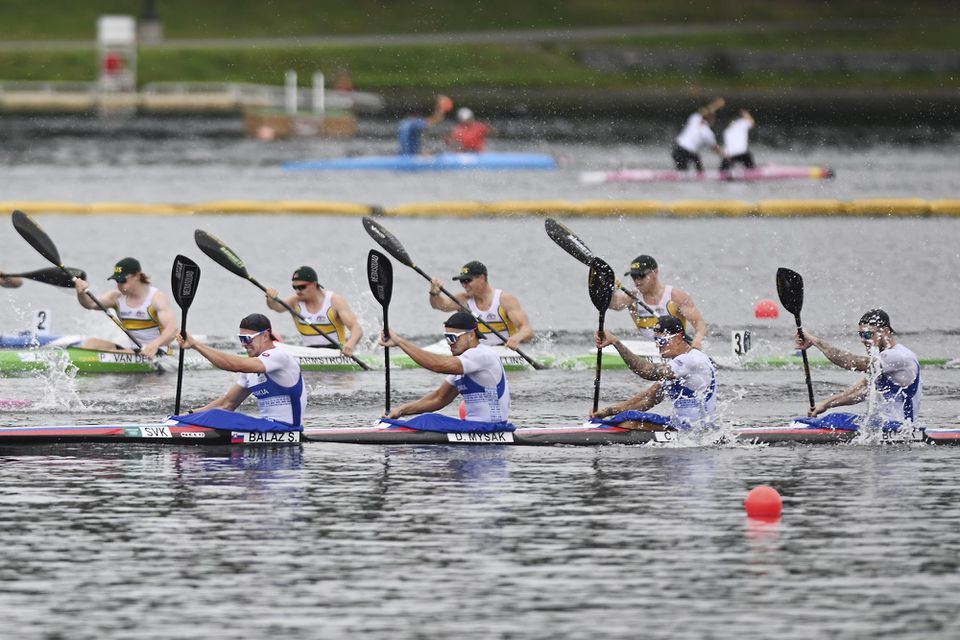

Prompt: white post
xmin=284 ymin=70 xmax=298 ymax=114
xmin=312 ymin=72 xmax=325 ymax=116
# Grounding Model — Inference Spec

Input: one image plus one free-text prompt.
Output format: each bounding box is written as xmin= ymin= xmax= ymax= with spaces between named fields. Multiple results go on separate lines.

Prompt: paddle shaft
xmin=174 ymin=307 xmax=189 ymax=414
xmin=593 ymin=311 xmax=606 ymax=413
xmin=248 ymin=275 xmax=372 ymax=371
xmin=414 ymin=265 xmax=544 ymax=370
xmin=793 ymin=314 xmax=816 ymax=411
xmin=382 ymin=304 xmax=391 ymax=412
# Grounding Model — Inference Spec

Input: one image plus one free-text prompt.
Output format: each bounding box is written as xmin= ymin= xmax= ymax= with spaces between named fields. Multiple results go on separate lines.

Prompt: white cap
xmin=457 ymin=107 xmax=474 ymax=122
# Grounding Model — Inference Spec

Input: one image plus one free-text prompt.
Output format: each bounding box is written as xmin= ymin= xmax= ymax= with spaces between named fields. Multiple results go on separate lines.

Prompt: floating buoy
xmin=458 ymin=400 xmax=466 ymax=419
xmin=745 ymin=485 xmax=782 ymax=518
xmin=754 ymin=298 xmax=779 ymax=319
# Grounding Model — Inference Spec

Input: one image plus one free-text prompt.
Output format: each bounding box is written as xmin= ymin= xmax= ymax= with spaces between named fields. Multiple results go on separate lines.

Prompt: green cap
xmin=108 ymin=257 xmax=141 ymax=283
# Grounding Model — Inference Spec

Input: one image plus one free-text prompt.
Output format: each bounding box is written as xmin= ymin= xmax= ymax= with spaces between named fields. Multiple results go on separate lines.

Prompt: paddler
xmin=398 ymin=94 xmax=451 ymax=156
xmin=671 ymin=97 xmax=726 ymax=172
xmin=177 ymin=313 xmax=307 ymax=427
xmin=447 ymin=107 xmax=495 ymax=152
xmin=379 ymin=312 xmax=510 ymax=422
xmin=609 ymin=255 xmax=708 ymax=349
xmin=719 ymin=109 xmax=756 ymax=172
xmin=795 ymin=309 xmax=921 ymax=427
xmin=428 ymin=260 xmax=534 ymax=351
xmin=74 ymin=257 xmax=178 ymax=357
xmin=264 ymin=266 xmax=363 ymax=357
xmin=592 ymin=316 xmax=717 ymax=430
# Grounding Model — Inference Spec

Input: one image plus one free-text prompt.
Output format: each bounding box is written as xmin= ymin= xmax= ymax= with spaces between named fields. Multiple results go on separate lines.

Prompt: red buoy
xmin=754 ymin=298 xmax=779 ymax=319
xmin=745 ymin=485 xmax=782 ymax=518
xmin=458 ymin=400 xmax=466 ymax=419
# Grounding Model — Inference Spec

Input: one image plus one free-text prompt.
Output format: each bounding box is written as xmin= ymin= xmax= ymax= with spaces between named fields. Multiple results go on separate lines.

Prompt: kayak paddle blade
xmin=362 ymin=217 xmax=413 ymax=268
xmin=5 ymin=266 xmax=85 ymax=288
xmin=12 ymin=210 xmax=62 ymax=267
xmin=367 ymin=249 xmax=393 ymax=307
xmin=171 ymin=255 xmax=201 ymax=311
xmin=545 ymin=217 xmax=595 ymax=266
xmin=588 ymin=257 xmax=616 ymax=313
xmin=194 ymin=229 xmax=249 ymax=279
xmin=776 ymin=267 xmax=804 ymax=317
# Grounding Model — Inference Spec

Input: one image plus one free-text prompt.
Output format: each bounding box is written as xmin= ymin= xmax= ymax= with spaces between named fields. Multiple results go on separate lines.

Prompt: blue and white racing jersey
xmin=660 ymin=348 xmax=717 ymax=428
xmin=445 ymin=343 xmax=510 ymax=422
xmin=238 ymin=347 xmax=307 ymax=426
xmin=869 ymin=343 xmax=921 ymax=425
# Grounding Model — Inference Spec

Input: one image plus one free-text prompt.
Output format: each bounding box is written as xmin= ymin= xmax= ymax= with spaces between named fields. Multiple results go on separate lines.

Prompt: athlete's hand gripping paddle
xmin=367 ymin=250 xmax=393 ymax=413
xmin=171 ymin=255 xmax=200 ymax=415
xmin=588 ymin=257 xmax=616 ymax=414
xmin=777 ymin=267 xmax=816 ymax=413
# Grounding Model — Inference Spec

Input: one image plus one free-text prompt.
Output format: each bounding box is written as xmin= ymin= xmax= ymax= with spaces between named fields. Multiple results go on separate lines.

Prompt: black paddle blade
xmin=776 ymin=267 xmax=804 ymax=317
xmin=171 ymin=255 xmax=201 ymax=311
xmin=367 ymin=249 xmax=393 ymax=307
xmin=4 ymin=266 xmax=86 ymax=287
xmin=544 ymin=218 xmax=595 ymax=266
xmin=588 ymin=257 xmax=616 ymax=312
xmin=194 ymin=229 xmax=249 ymax=279
xmin=12 ymin=210 xmax=62 ymax=266
xmin=362 ymin=217 xmax=413 ymax=267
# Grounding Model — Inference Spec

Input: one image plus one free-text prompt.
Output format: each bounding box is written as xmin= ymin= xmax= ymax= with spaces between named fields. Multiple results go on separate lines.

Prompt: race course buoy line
xmin=2 ymin=199 xmax=959 ymax=218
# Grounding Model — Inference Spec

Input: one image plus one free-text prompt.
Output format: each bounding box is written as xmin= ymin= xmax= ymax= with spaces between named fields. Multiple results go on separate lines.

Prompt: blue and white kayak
xmin=283 ymin=151 xmax=557 ymax=171
xmin=0 ymin=332 xmax=84 ymax=349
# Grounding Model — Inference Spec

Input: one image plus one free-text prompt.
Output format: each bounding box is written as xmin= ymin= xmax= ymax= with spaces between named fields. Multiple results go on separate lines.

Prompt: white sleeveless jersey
xmin=869 ymin=344 xmax=921 ymax=425
xmin=675 ymin=113 xmax=717 ymax=153
xmin=661 ymin=349 xmax=717 ymax=429
xmin=115 ymin=286 xmax=163 ymax=347
xmin=466 ymin=289 xmax=516 ymax=346
xmin=723 ymin=117 xmax=753 ymax=156
xmin=293 ymin=291 xmax=345 ymax=347
xmin=629 ymin=285 xmax=686 ymax=339
xmin=445 ymin=344 xmax=510 ymax=422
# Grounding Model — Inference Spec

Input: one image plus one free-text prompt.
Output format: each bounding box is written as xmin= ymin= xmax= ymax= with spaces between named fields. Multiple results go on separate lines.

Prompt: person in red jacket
xmin=449 ymin=108 xmax=494 ymax=152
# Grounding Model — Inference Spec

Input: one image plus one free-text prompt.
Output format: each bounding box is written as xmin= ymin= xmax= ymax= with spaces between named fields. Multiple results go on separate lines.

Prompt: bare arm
xmin=330 ymin=294 xmax=363 ymax=356
xmin=191 ymin=384 xmax=251 ymax=414
xmin=381 ymin=333 xmax=464 ymax=374
xmin=429 ymin=278 xmax=464 ymax=311
xmin=142 ymin=291 xmax=179 ymax=357
xmin=0 ymin=274 xmax=23 ymax=288
xmin=179 ymin=334 xmax=268 ymax=374
xmin=387 ymin=381 xmax=460 ymax=419
xmin=797 ymin=332 xmax=869 ymax=371
xmin=598 ymin=330 xmax=674 ymax=381
xmin=425 ymin=95 xmax=448 ymax=127
xmin=75 ymin=280 xmax=119 ymax=310
xmin=809 ymin=378 xmax=869 ymax=417
xmin=499 ymin=291 xmax=533 ymax=350
xmin=672 ymin=288 xmax=707 ymax=349
xmin=608 ymin=287 xmax=636 ymax=311
xmin=593 ymin=383 xmax=664 ymax=418
xmin=264 ymin=289 xmax=295 ymax=313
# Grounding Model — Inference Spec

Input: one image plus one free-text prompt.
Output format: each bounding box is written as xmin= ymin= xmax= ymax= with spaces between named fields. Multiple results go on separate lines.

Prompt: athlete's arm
xmin=608 ymin=288 xmax=635 ymax=311
xmin=809 ymin=378 xmax=868 ymax=417
xmin=387 ymin=381 xmax=460 ymax=419
xmin=380 ymin=332 xmax=464 ymax=375
xmin=593 ymin=383 xmax=664 ymax=418
xmin=142 ymin=291 xmax=179 ymax=357
xmin=330 ymin=294 xmax=363 ymax=356
xmin=192 ymin=384 xmax=251 ymax=414
xmin=673 ymin=288 xmax=707 ymax=349
xmin=428 ymin=278 xmax=465 ymax=311
xmin=264 ymin=289 xmax=294 ymax=313
xmin=597 ymin=330 xmax=674 ymax=380
xmin=499 ymin=291 xmax=534 ymax=350
xmin=179 ymin=334 xmax=268 ymax=374
xmin=75 ymin=280 xmax=119 ymax=310
xmin=797 ymin=332 xmax=869 ymax=371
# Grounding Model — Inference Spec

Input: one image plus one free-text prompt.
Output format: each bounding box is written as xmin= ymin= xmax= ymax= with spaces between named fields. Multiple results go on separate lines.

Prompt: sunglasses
xmin=238 ymin=329 xmax=267 ymax=345
xmin=292 ymin=284 xmax=310 ymax=291
xmin=858 ymin=330 xmax=877 ymax=340
xmin=457 ymin=277 xmax=474 ymax=284
xmin=444 ymin=331 xmax=466 ymax=345
xmin=654 ymin=333 xmax=678 ymax=346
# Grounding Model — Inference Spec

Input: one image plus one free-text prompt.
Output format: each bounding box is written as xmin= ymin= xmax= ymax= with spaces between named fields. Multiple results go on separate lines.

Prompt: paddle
xmin=11 ymin=210 xmax=145 ymax=352
xmin=0 ymin=266 xmax=87 ymax=288
xmin=588 ymin=257 xmax=616 ymax=414
xmin=776 ymin=267 xmax=816 ymax=413
xmin=362 ymin=216 xmax=545 ymax=370
xmin=171 ymin=255 xmax=200 ymax=415
xmin=544 ymin=217 xmax=657 ymax=316
xmin=367 ymin=250 xmax=393 ymax=413
xmin=194 ymin=229 xmax=371 ymax=371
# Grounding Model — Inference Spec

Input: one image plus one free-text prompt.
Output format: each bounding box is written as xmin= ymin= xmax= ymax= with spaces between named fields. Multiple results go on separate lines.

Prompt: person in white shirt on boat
xmin=379 ymin=312 xmax=510 ymax=422
xmin=608 ymin=254 xmax=708 ymax=349
xmin=592 ymin=316 xmax=718 ymax=430
xmin=428 ymin=260 xmax=533 ymax=351
xmin=720 ymin=109 xmax=756 ymax=172
xmin=73 ymin=257 xmax=178 ymax=357
xmin=795 ymin=309 xmax=921 ymax=426
xmin=264 ymin=265 xmax=363 ymax=357
xmin=671 ymin=97 xmax=726 ymax=172
xmin=178 ymin=313 xmax=307 ymax=427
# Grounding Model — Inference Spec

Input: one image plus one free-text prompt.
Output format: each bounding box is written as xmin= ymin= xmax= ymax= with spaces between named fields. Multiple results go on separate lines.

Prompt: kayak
xmin=389 ymin=340 xmax=532 ymax=371
xmin=580 ymin=165 xmax=834 ymax=185
xmin=0 ymin=332 xmax=84 ymax=349
xmin=283 ymin=152 xmax=557 ymax=172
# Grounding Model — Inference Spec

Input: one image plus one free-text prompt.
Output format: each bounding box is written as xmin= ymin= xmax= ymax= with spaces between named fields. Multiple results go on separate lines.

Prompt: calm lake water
xmin=0 ymin=120 xmax=959 ymax=638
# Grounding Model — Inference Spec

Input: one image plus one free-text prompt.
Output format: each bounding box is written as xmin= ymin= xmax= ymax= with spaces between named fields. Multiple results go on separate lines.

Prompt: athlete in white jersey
xmin=178 ymin=313 xmax=307 ymax=426
xmin=609 ymin=254 xmax=708 ymax=349
xmin=380 ymin=312 xmax=511 ymax=423
xmin=671 ymin=97 xmax=726 ymax=172
xmin=428 ymin=260 xmax=533 ymax=351
xmin=720 ymin=110 xmax=756 ymax=171
xmin=593 ymin=316 xmax=717 ymax=430
xmin=74 ymin=257 xmax=178 ymax=357
xmin=265 ymin=265 xmax=363 ymax=356
xmin=796 ymin=309 xmax=921 ymax=427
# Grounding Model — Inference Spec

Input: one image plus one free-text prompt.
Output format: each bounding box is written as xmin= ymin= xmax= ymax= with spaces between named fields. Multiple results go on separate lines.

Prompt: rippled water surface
xmin=0 ymin=121 xmax=959 ymax=638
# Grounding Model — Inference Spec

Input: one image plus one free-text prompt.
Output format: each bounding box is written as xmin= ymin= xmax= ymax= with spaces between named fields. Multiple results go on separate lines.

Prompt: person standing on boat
xmin=177 ymin=313 xmax=307 ymax=427
xmin=73 ymin=257 xmax=178 ymax=357
xmin=795 ymin=309 xmax=921 ymax=427
xmin=609 ymin=255 xmax=708 ymax=349
xmin=448 ymin=107 xmax=494 ymax=152
xmin=428 ymin=260 xmax=534 ymax=351
xmin=671 ymin=97 xmax=726 ymax=172
xmin=592 ymin=316 xmax=717 ymax=430
xmin=398 ymin=95 xmax=451 ymax=156
xmin=720 ymin=109 xmax=756 ymax=172
xmin=264 ymin=266 xmax=363 ymax=357
xmin=379 ymin=312 xmax=510 ymax=422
